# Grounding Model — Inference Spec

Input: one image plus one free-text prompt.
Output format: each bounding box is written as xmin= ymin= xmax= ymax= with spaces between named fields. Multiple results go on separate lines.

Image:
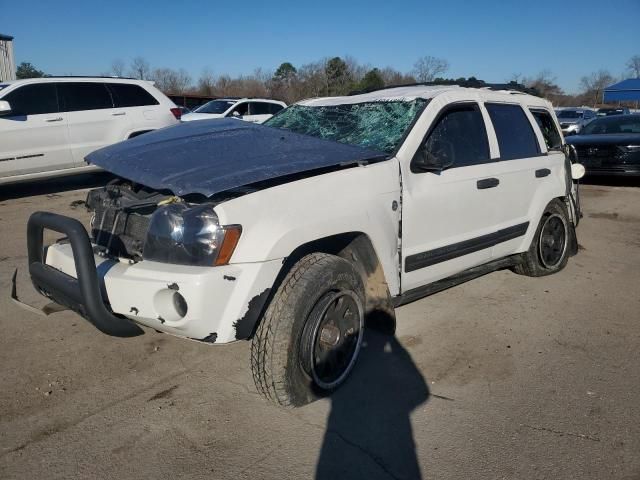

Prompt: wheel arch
xmin=240 ymin=232 xmax=396 ymax=340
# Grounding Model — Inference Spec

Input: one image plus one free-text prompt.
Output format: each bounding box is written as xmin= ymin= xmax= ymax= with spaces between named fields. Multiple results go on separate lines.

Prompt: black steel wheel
xmin=300 ymin=290 xmax=364 ymax=390
xmin=514 ymin=199 xmax=572 ymax=277
xmin=251 ymin=253 xmax=365 ymax=407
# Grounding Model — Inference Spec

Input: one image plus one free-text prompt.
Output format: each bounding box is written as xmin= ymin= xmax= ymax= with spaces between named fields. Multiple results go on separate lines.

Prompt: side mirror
xmin=413 ymin=140 xmax=454 ymax=172
xmin=564 ymin=144 xmax=585 ymax=180
xmin=0 ymin=100 xmax=12 ymax=116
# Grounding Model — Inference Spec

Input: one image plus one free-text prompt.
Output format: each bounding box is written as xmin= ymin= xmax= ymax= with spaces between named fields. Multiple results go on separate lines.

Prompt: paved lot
xmin=0 ymin=175 xmax=639 ymax=479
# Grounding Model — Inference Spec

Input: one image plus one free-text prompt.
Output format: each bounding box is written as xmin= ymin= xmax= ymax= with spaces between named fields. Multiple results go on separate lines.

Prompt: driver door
xmin=400 ymin=102 xmax=505 ymax=292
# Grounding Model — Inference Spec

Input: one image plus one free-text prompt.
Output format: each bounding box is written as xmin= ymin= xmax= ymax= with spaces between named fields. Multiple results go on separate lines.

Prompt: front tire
xmin=251 ymin=253 xmax=365 ymax=407
xmin=514 ymin=199 xmax=571 ymax=277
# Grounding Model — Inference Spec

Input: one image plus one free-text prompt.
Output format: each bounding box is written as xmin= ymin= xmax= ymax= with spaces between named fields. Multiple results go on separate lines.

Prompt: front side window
xmin=107 ymin=83 xmax=159 ymax=107
xmin=59 ymin=82 xmax=113 ymax=112
xmin=419 ymin=104 xmax=490 ymax=168
xmin=229 ymin=102 xmax=249 ymax=116
xmin=486 ymin=104 xmax=540 ymax=160
xmin=2 ymin=83 xmax=58 ymax=116
xmin=530 ymin=108 xmax=562 ymax=151
xmin=264 ymin=99 xmax=427 ymax=154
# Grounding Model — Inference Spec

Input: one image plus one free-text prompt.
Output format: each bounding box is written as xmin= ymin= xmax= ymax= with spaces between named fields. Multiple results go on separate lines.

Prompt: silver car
xmin=556 ymin=108 xmax=597 ymax=136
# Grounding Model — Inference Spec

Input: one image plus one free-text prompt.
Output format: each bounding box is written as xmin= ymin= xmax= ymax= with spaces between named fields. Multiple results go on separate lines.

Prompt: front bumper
xmin=25 ymin=212 xmax=282 ymax=343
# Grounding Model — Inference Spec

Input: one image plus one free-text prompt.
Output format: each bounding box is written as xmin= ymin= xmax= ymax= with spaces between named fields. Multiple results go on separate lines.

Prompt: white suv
xmin=181 ymin=98 xmax=286 ymax=124
xmin=0 ymin=77 xmax=180 ymax=185
xmin=17 ymin=85 xmax=585 ymax=407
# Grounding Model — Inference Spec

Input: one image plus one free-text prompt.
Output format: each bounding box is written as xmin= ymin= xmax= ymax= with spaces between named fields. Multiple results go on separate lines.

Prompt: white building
xmin=0 ymin=34 xmax=16 ymax=82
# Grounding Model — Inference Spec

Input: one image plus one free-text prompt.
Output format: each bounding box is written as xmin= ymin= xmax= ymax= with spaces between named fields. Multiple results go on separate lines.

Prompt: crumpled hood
xmin=86 ymin=119 xmax=386 ymax=197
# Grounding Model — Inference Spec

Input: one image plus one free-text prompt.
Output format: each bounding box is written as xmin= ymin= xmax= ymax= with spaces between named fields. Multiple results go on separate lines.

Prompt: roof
xmin=0 ymin=33 xmax=14 ymax=41
xmin=604 ymin=79 xmax=640 ymax=102
xmin=299 ymin=84 xmax=537 ymax=107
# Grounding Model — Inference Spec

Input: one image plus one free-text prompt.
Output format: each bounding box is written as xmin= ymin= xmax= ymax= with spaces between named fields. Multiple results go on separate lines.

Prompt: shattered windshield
xmin=264 ymin=99 xmax=428 ymax=154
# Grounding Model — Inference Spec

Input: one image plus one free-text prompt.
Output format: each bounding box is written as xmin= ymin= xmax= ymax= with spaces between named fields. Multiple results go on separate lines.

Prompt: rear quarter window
xmin=486 ymin=103 xmax=540 ymax=160
xmin=107 ymin=83 xmax=159 ymax=107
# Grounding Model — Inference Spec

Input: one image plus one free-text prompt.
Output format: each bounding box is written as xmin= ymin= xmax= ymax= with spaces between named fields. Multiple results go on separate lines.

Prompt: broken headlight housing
xmin=143 ymin=203 xmax=241 ymax=266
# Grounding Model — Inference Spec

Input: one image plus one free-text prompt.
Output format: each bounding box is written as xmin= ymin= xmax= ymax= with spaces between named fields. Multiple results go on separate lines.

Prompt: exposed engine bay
xmin=86 ymin=180 xmax=172 ymax=260
xmin=85 ymin=179 xmax=250 ymax=263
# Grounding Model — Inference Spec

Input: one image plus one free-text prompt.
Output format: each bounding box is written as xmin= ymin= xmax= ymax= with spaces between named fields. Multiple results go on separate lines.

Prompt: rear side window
xmin=3 ymin=83 xmax=58 ymax=116
xmin=269 ymin=103 xmax=284 ymax=114
xmin=486 ymin=104 xmax=540 ymax=160
xmin=530 ymin=109 xmax=562 ymax=151
xmin=107 ymin=83 xmax=159 ymax=107
xmin=59 ymin=82 xmax=113 ymax=112
xmin=420 ymin=104 xmax=490 ymax=168
xmin=249 ymin=102 xmax=273 ymax=115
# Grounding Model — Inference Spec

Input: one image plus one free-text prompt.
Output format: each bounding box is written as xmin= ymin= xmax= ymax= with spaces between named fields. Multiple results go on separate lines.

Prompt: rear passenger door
xmin=0 ymin=82 xmax=73 ymax=178
xmin=59 ymin=82 xmax=132 ymax=165
xmin=483 ymin=103 xmax=552 ymax=259
xmin=106 ymin=82 xmax=160 ymax=133
xmin=401 ymin=102 xmax=507 ymax=291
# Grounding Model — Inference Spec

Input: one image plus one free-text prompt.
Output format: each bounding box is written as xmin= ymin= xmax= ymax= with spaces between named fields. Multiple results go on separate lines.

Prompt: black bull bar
xmin=19 ymin=211 xmax=143 ymax=337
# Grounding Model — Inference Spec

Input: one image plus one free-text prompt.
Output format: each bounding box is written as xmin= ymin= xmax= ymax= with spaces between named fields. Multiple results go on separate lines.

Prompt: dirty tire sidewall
xmin=515 ymin=199 xmax=572 ymax=277
xmin=251 ymin=253 xmax=365 ymax=407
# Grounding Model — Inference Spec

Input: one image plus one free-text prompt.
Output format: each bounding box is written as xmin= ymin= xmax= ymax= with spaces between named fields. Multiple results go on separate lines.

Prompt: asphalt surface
xmin=0 ymin=174 xmax=639 ymax=479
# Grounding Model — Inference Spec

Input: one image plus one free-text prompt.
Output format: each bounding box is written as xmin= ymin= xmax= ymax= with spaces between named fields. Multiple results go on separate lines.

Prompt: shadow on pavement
xmin=316 ymin=322 xmax=429 ymax=480
xmin=0 ymin=172 xmax=115 ymax=201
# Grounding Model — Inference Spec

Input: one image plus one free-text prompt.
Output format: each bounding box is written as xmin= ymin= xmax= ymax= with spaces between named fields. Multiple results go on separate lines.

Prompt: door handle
xmin=535 ymin=168 xmax=551 ymax=178
xmin=476 ymin=178 xmax=500 ymax=189
xmin=46 ymin=117 xmax=63 ymax=122
xmin=112 ymin=112 xmax=126 ymax=116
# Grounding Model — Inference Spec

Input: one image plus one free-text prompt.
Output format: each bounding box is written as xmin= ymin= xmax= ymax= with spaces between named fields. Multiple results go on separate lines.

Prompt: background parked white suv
xmin=181 ymin=97 xmax=286 ymax=123
xmin=0 ymin=77 xmax=180 ymax=185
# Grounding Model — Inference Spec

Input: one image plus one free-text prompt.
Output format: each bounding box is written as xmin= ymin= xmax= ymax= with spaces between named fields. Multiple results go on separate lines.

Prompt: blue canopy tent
xmin=603 ymin=79 xmax=640 ymax=102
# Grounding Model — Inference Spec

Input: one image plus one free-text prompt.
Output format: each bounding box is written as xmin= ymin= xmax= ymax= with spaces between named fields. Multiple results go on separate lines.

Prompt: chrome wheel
xmin=301 ymin=290 xmax=364 ymax=390
xmin=538 ymin=213 xmax=568 ymax=269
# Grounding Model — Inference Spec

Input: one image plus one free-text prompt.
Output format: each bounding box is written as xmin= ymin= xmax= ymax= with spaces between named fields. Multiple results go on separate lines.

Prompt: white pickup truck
xmin=18 ymin=85 xmax=584 ymax=407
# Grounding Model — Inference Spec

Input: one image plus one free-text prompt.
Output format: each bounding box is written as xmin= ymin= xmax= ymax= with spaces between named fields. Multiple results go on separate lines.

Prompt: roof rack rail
xmin=29 ymin=75 xmax=139 ymax=80
xmin=349 ymin=80 xmax=539 ymax=97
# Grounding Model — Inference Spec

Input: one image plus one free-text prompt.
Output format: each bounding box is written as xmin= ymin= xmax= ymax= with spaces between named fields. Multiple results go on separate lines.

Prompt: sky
xmin=2 ymin=0 xmax=639 ymax=94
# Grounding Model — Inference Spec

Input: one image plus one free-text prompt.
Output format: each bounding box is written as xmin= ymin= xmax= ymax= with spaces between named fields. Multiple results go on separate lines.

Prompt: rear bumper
xmin=26 ymin=212 xmax=283 ymax=343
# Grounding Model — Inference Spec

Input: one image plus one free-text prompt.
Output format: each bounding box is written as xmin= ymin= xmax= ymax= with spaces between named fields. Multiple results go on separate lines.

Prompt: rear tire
xmin=514 ymin=199 xmax=571 ymax=277
xmin=251 ymin=253 xmax=365 ymax=407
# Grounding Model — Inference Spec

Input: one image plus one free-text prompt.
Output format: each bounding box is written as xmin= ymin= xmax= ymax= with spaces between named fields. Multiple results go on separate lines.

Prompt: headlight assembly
xmin=143 ymin=203 xmax=242 ymax=266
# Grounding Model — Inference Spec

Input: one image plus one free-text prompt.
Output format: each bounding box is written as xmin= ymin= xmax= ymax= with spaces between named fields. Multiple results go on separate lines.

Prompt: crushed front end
xmin=20 ymin=181 xmax=282 ymax=343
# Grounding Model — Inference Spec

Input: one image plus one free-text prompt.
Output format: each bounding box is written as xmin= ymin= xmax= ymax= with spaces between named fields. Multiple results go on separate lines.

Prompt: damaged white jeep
xmin=19 ymin=85 xmax=584 ymax=406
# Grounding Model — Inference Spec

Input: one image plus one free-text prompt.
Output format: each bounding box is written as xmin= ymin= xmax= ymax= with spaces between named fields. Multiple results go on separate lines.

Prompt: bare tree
xmin=627 ymin=55 xmax=640 ymax=78
xmin=129 ymin=56 xmax=151 ymax=80
xmin=412 ymin=56 xmax=449 ymax=82
xmin=522 ymin=70 xmax=563 ymax=98
xmin=581 ymin=70 xmax=615 ymax=106
xmin=110 ymin=59 xmax=126 ymax=77
xmin=151 ymin=68 xmax=192 ymax=93
xmin=197 ymin=68 xmax=217 ymax=96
